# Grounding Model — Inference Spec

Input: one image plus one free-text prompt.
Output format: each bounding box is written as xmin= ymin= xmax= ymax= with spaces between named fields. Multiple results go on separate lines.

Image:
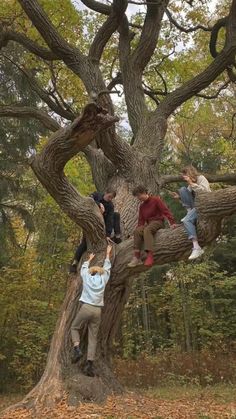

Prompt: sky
xmin=72 ymin=0 xmax=218 ymax=17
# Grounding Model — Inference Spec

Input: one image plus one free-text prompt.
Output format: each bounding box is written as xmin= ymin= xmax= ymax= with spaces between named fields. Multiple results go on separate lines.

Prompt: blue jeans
xmin=182 ymin=208 xmax=198 ymax=240
xmin=179 ymin=186 xmax=195 ymax=209
xmin=179 ymin=187 xmax=197 ymax=240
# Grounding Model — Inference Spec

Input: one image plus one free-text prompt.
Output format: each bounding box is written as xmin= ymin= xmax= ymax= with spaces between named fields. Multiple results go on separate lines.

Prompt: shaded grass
xmin=145 ymin=383 xmax=236 ymax=404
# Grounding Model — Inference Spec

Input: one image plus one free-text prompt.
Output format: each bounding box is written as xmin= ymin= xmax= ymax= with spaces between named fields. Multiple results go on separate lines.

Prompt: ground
xmin=1 ymin=385 xmax=236 ymax=418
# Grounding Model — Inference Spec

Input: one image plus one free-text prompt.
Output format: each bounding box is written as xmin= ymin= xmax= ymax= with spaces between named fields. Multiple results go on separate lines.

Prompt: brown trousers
xmin=134 ymin=220 xmax=163 ymax=252
xmin=71 ymin=303 xmax=101 ymax=361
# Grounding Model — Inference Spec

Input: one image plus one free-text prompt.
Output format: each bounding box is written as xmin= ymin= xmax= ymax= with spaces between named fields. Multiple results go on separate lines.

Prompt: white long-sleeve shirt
xmin=79 ymin=258 xmax=111 ymax=306
xmin=188 ymin=175 xmax=211 ymax=193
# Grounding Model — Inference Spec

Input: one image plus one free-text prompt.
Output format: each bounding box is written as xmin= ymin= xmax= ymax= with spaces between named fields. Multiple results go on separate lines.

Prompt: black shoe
xmin=71 ymin=346 xmax=83 ymax=364
xmin=69 ymin=263 xmax=77 ymax=274
xmin=83 ymin=360 xmax=95 ymax=377
xmin=113 ymin=237 xmax=122 ymax=244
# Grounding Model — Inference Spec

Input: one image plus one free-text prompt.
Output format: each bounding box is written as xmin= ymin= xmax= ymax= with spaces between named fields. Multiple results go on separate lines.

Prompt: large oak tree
xmin=1 ymin=0 xmax=236 ymax=411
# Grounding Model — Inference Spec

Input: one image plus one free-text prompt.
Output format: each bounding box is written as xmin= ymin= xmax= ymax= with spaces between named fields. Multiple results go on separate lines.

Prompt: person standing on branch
xmin=128 ymin=186 xmax=176 ymax=268
xmin=70 ymin=189 xmax=121 ymax=273
xmin=170 ymin=165 xmax=211 ymax=260
xmin=71 ymin=244 xmax=112 ymax=377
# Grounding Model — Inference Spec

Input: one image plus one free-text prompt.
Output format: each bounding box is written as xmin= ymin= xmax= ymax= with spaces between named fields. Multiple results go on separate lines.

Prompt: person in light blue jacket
xmin=71 ymin=244 xmax=112 ymax=377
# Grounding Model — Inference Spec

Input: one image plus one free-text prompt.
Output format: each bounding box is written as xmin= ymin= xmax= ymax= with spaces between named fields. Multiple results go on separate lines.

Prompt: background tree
xmin=1 ymin=0 xmax=236 ymax=411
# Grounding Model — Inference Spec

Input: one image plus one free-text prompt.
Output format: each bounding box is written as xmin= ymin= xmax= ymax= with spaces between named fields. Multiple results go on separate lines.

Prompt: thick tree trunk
xmin=2 ymin=0 xmax=236 ymax=415
xmin=3 ymin=169 xmax=236 ymax=416
xmin=2 ymin=97 xmax=236 ymax=416
xmin=5 ymin=186 xmax=236 ymax=415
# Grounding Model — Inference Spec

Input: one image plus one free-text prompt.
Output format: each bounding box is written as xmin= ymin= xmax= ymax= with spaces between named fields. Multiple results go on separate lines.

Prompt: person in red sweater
xmin=128 ymin=185 xmax=176 ymax=268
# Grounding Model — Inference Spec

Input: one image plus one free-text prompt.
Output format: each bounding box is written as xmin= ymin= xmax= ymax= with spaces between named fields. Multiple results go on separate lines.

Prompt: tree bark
xmin=2 ymin=0 xmax=236 ymax=414
xmin=5 ymin=170 xmax=236 ymax=415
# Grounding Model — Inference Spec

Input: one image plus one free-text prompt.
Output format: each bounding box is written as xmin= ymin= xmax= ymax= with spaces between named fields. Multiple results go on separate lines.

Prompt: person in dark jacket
xmin=70 ymin=188 xmax=121 ymax=273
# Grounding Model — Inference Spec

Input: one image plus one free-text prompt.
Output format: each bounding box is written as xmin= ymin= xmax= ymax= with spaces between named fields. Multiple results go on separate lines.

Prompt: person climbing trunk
xmin=70 ymin=189 xmax=121 ymax=273
xmin=71 ymin=244 xmax=113 ymax=377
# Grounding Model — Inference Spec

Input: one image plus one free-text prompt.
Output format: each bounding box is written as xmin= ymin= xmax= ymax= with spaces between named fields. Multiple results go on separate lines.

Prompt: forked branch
xmin=30 ymin=104 xmax=119 ymax=244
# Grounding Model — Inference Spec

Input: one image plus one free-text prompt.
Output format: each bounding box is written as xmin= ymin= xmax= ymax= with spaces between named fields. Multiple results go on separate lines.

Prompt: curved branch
xmin=80 ymin=0 xmax=111 ymax=15
xmin=166 ymin=8 xmax=212 ymax=33
xmin=143 ymin=87 xmax=160 ymax=104
xmin=17 ymin=0 xmax=85 ymax=75
xmin=118 ymin=15 xmax=132 ymax=66
xmin=209 ymin=16 xmax=228 ymax=58
xmin=0 ymin=28 xmax=58 ymax=60
xmin=30 ymin=103 xmax=119 ymax=244
xmin=89 ymin=0 xmax=128 ymax=62
xmin=132 ymin=0 xmax=167 ymax=71
xmin=118 ymin=16 xmax=146 ymax=135
xmin=196 ymin=80 xmax=230 ymax=99
xmin=157 ymin=0 xmax=236 ymax=118
xmin=0 ymin=105 xmax=60 ymax=131
xmin=2 ymin=53 xmax=75 ymax=120
xmin=227 ymin=64 xmax=236 ymax=82
xmin=80 ymin=0 xmax=141 ymax=29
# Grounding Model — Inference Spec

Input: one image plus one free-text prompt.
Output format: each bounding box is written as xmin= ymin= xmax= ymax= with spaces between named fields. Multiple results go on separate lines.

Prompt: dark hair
xmin=132 ymin=185 xmax=148 ymax=196
xmin=105 ymin=188 xmax=116 ymax=198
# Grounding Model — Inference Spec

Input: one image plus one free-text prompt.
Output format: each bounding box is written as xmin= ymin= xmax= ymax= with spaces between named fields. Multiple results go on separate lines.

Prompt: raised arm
xmin=80 ymin=253 xmax=95 ymax=279
xmin=102 ymin=245 xmax=112 ymax=284
xmin=190 ymin=175 xmax=211 ymax=192
xmin=90 ymin=191 xmax=101 ymax=204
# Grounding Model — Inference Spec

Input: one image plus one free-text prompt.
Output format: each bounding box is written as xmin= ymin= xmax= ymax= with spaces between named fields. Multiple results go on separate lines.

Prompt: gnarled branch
xmin=89 ymin=0 xmax=128 ymax=62
xmin=166 ymin=8 xmax=212 ymax=33
xmin=209 ymin=16 xmax=228 ymax=58
xmin=80 ymin=0 xmax=111 ymax=15
xmin=0 ymin=105 xmax=60 ymax=131
xmin=132 ymin=0 xmax=168 ymax=71
xmin=0 ymin=28 xmax=58 ymax=60
xmin=17 ymin=0 xmax=85 ymax=76
xmin=2 ymin=52 xmax=75 ymax=120
xmin=157 ymin=0 xmax=236 ymax=118
xmin=118 ymin=16 xmax=146 ymax=135
xmin=196 ymin=80 xmax=230 ymax=99
xmin=30 ymin=103 xmax=119 ymax=245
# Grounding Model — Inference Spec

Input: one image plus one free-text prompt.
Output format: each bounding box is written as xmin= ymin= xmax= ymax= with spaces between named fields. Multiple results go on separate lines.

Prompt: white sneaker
xmin=188 ymin=248 xmax=204 ymax=260
xmin=127 ymin=257 xmax=142 ymax=267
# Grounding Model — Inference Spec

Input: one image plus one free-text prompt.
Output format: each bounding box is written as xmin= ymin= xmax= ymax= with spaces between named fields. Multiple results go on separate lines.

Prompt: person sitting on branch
xmin=70 ymin=188 xmax=121 ymax=273
xmin=71 ymin=244 xmax=112 ymax=377
xmin=128 ymin=185 xmax=176 ymax=268
xmin=170 ymin=165 xmax=211 ymax=260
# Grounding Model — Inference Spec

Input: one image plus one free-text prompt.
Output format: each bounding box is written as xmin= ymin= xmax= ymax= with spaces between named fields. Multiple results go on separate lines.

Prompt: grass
xmin=145 ymin=383 xmax=236 ymax=403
